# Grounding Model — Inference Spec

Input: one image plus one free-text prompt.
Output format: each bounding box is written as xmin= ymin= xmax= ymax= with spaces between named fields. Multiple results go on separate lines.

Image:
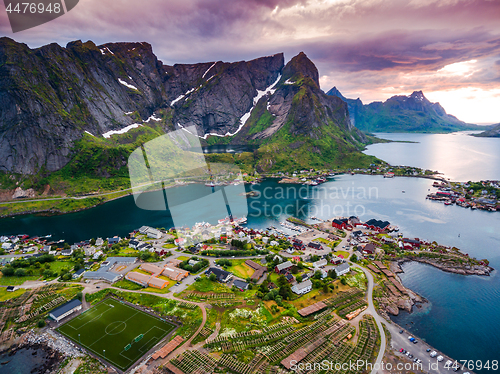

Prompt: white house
xmin=49 ymin=299 xmax=82 ymax=323
xmin=334 ymin=262 xmax=350 ymax=277
xmin=313 ymin=259 xmax=327 ymax=268
xmin=292 ymin=279 xmax=313 ymax=295
xmin=93 ymin=250 xmax=103 ymax=260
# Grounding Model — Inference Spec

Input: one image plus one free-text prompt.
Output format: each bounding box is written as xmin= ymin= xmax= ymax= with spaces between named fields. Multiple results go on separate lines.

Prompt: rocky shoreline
xmin=393 ymin=257 xmax=494 ymax=276
xmin=377 ymin=256 xmax=493 ymax=317
xmin=0 ymin=343 xmax=63 ymax=373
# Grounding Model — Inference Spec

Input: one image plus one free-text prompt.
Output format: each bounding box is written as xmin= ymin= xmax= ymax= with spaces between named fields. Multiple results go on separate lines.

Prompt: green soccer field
xmin=57 ymin=297 xmax=175 ymax=371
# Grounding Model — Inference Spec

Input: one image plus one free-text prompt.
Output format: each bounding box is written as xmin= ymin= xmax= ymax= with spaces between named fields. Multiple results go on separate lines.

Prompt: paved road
xmin=351 ymin=262 xmax=387 ymax=374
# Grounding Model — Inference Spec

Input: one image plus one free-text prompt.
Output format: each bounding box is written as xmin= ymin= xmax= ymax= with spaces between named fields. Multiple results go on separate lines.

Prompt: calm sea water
xmin=364 ymin=132 xmax=500 ymax=181
xmin=0 ymin=133 xmax=499 ymax=368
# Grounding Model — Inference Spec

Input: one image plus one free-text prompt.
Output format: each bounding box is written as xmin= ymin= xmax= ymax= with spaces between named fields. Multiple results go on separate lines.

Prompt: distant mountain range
xmin=0 ymin=38 xmax=377 ymax=184
xmin=473 ymin=123 xmax=500 ymax=137
xmin=326 ymin=87 xmax=482 ymax=133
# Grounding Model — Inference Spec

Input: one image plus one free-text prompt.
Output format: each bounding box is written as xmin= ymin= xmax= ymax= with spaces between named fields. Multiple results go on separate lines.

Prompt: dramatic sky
xmin=1 ymin=0 xmax=499 ymax=123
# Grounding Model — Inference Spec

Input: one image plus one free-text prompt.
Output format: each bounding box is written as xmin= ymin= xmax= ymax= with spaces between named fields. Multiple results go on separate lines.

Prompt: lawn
xmin=0 ymin=275 xmax=40 ymax=285
xmin=185 ymin=277 xmax=231 ymax=293
xmin=335 ymin=250 xmax=350 ymax=259
xmin=49 ymin=261 xmax=75 ymax=273
xmin=57 ymin=297 xmax=175 ymax=371
xmin=176 ymin=256 xmax=191 ymax=261
xmin=0 ymin=287 xmax=25 ymax=301
xmin=227 ymin=260 xmax=254 ymax=279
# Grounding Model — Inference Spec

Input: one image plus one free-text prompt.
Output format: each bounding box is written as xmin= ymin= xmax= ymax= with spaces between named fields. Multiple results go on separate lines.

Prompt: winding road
xmin=351 ymin=262 xmax=387 ymax=374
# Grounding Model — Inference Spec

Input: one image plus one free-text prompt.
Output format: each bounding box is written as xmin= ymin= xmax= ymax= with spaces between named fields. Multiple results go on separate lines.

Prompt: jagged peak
xmin=282 ymin=51 xmax=319 ymax=87
xmin=409 ymin=90 xmax=426 ymax=102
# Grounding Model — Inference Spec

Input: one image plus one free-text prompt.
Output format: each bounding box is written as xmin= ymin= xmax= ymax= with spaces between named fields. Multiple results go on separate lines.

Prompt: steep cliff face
xmin=226 ymin=52 xmax=371 ymax=172
xmin=0 ymin=37 xmax=284 ymax=174
xmin=0 ymin=38 xmax=374 ymax=179
xmin=327 ymin=87 xmax=479 ymax=133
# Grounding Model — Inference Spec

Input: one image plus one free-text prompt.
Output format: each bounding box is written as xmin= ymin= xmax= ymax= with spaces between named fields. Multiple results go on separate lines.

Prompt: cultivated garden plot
xmin=57 ymin=297 xmax=174 ymax=371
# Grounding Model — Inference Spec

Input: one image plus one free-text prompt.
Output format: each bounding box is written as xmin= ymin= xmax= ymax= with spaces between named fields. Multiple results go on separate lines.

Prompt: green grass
xmin=0 ymin=287 xmax=25 ymax=301
xmin=226 ymin=259 xmax=254 ymax=279
xmin=0 ymin=275 xmax=40 ymax=285
xmin=57 ymin=297 xmax=175 ymax=371
xmin=185 ymin=277 xmax=231 ymax=293
xmin=335 ymin=250 xmax=350 ymax=258
xmin=114 ymin=279 xmax=144 ymax=291
xmin=49 ymin=260 xmax=75 ymax=273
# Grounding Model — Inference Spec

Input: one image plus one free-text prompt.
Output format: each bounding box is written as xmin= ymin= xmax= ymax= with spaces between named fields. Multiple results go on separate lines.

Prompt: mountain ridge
xmin=326 ymin=87 xmax=481 ymax=133
xmin=0 ymin=38 xmax=377 ymax=188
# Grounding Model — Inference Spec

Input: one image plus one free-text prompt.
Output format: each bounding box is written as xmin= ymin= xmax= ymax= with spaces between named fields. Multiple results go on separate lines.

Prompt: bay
xmin=364 ymin=132 xmax=500 ymax=181
xmin=0 ymin=132 xmax=499 ymax=369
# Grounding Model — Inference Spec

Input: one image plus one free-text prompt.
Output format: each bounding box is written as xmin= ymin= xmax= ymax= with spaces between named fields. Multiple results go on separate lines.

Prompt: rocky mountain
xmin=326 ymin=87 xmax=480 ymax=133
xmin=0 ymin=38 xmax=373 ymax=179
xmin=473 ymin=123 xmax=500 ymax=137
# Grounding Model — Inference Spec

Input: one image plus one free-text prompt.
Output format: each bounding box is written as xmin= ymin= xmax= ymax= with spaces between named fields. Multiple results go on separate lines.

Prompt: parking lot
xmin=385 ymin=322 xmax=472 ymax=374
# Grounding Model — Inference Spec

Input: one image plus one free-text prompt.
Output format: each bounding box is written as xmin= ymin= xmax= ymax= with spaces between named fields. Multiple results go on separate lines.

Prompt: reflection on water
xmin=364 ymin=132 xmax=500 ymax=181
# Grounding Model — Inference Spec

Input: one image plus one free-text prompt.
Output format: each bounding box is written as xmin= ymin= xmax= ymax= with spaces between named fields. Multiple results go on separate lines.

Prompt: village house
xmin=362 ymin=243 xmax=376 ymax=255
xmin=206 ymin=267 xmax=233 ymax=283
xmin=139 ymin=226 xmax=163 ymax=239
xmin=313 ymin=259 xmax=328 ymax=268
xmin=233 ymin=279 xmax=249 ymax=290
xmin=332 ymin=218 xmax=348 ymax=230
xmin=291 ymin=279 xmax=312 ymax=295
xmin=364 ymin=219 xmax=390 ymax=232
xmin=307 ymin=242 xmax=322 ymax=250
xmin=333 ymin=262 xmax=350 ymax=277
xmin=275 ymin=261 xmax=293 ymax=273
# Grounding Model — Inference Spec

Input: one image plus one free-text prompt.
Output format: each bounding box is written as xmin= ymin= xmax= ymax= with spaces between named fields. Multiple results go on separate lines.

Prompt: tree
xmin=37 ymin=320 xmax=46 ymax=328
xmin=1 ymin=266 xmax=14 ymax=276
xmin=314 ymin=270 xmax=323 ymax=280
xmin=322 ymin=284 xmax=329 ymax=294
xmin=351 ymin=254 xmax=358 ymax=262
xmin=328 ymin=269 xmax=337 ymax=279
xmin=296 ymin=275 xmax=303 ymax=283
xmin=340 ymin=277 xmax=347 ymax=285
xmin=43 ymin=269 xmax=53 ymax=278
xmin=209 ymin=273 xmax=217 ymax=282
xmin=14 ymin=268 xmax=26 ymax=277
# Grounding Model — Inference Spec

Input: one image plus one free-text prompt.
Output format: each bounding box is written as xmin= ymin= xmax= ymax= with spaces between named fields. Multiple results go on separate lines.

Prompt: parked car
xmin=412 ymin=339 xmax=418 ymax=344
xmin=426 ymin=348 xmax=431 ymax=352
xmin=408 ymin=354 xmax=414 ymax=359
xmin=445 ymin=360 xmax=453 ymax=368
xmin=399 ymin=330 xmax=404 ymax=334
xmin=437 ymin=356 xmax=444 ymax=362
xmin=430 ymin=351 xmax=437 ymax=358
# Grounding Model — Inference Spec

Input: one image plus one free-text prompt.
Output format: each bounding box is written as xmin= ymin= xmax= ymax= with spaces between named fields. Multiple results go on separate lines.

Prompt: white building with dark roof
xmin=291 ymin=279 xmax=312 ymax=295
xmin=49 ymin=299 xmax=82 ymax=322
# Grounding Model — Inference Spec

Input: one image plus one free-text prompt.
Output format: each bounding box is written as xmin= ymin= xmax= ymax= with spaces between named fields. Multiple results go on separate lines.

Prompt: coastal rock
xmin=12 ymin=187 xmax=35 ymax=199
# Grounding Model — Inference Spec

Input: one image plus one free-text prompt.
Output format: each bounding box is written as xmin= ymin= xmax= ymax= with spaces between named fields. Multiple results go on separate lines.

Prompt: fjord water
xmin=364 ymin=131 xmax=500 ymax=181
xmin=0 ymin=133 xmax=499 ymax=367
